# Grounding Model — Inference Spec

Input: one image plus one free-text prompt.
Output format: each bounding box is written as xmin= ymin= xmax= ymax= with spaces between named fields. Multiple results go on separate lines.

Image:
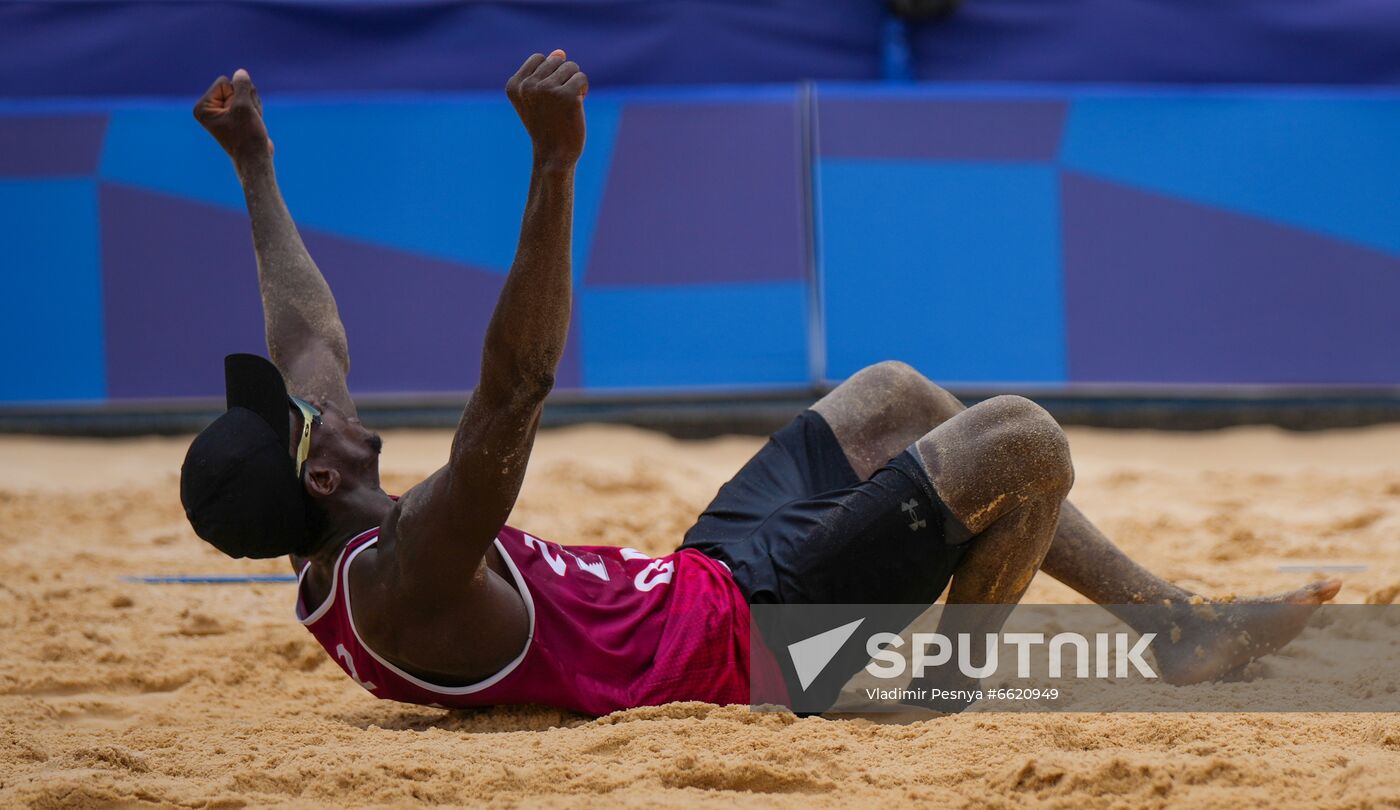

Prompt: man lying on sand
xmin=180 ymin=53 xmax=1339 ymax=716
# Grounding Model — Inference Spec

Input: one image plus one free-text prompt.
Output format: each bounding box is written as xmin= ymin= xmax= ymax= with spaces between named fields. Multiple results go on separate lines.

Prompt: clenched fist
xmin=506 ymin=50 xmax=588 ymax=166
xmin=193 ymin=68 xmax=273 ymax=166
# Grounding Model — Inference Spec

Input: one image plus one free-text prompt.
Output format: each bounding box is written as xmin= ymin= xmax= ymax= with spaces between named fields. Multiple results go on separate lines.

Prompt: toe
xmin=1294 ymin=579 xmax=1342 ymax=604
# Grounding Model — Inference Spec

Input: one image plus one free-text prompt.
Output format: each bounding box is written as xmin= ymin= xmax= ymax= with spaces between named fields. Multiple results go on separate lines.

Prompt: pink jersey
xmin=295 ymin=525 xmax=762 ymax=715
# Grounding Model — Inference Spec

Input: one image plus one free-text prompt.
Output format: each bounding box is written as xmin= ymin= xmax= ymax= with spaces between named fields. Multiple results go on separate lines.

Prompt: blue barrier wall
xmin=0 ymin=89 xmax=811 ymax=403
xmin=813 ymin=86 xmax=1400 ymax=387
xmin=4 ymin=84 xmax=1400 ymax=404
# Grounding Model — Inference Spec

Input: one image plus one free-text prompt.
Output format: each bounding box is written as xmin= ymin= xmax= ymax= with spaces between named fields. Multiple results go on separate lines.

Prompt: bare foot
xmin=1150 ymin=580 xmax=1341 ymax=685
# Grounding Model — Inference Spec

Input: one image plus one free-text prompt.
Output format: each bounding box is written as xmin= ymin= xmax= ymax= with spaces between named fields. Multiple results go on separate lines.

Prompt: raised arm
xmin=474 ymin=51 xmax=583 ymax=413
xmin=400 ymin=51 xmax=584 ymax=538
xmin=388 ymin=51 xmax=586 ymax=600
xmin=346 ymin=53 xmax=587 ymax=679
xmin=193 ymin=70 xmax=355 ymax=415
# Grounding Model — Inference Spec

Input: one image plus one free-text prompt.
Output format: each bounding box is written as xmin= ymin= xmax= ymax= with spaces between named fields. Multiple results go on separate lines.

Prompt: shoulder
xmin=344 ymin=514 xmax=531 ymax=683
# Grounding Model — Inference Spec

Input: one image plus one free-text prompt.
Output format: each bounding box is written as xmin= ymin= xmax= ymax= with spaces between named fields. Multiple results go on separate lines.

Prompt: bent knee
xmin=850 ymin=360 xmax=963 ymax=420
xmin=851 ymin=360 xmax=924 ymax=394
xmin=981 ymin=395 xmax=1074 ymax=496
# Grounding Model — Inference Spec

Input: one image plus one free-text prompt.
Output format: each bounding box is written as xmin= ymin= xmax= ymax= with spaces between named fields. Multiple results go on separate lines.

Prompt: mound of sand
xmin=2 ymin=424 xmax=1399 ymax=807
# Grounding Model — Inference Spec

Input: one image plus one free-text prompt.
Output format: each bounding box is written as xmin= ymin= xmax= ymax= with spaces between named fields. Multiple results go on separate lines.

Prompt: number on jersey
xmin=521 ymin=536 xmax=672 ymax=591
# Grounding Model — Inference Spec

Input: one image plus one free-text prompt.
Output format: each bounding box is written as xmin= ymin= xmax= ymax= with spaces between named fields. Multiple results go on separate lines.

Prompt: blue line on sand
xmin=122 ymin=575 xmax=298 ymax=584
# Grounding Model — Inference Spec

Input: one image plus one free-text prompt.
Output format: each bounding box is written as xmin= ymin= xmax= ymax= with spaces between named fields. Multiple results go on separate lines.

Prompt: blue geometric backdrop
xmin=0 ymin=88 xmax=811 ymax=403
xmin=814 ymin=86 xmax=1400 ymax=387
xmin=3 ymin=85 xmax=1400 ymax=404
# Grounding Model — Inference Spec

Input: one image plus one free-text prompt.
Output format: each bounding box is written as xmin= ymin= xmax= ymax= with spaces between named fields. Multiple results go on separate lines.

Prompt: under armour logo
xmin=901 ymin=499 xmax=927 ymax=531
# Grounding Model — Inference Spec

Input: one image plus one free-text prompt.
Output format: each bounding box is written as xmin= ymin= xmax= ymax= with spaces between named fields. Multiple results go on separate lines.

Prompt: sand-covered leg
xmin=901 ymin=396 xmax=1074 ymax=711
xmin=814 ymin=364 xmax=1210 ymax=610
xmin=811 ymin=360 xmax=965 ymax=479
xmin=814 ymin=363 xmax=1155 ymax=596
xmin=1145 ymin=580 xmax=1342 ymax=685
xmin=1045 ymin=502 xmax=1340 ymax=683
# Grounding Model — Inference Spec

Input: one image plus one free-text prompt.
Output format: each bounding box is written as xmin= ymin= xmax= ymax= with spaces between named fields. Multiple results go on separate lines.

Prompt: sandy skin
xmin=1151 ymin=579 xmax=1343 ymax=685
xmin=810 ymin=361 xmax=1340 ymax=698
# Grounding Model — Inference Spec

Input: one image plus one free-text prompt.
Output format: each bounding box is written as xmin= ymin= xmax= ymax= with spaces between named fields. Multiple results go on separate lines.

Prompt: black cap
xmin=180 ymin=354 xmax=313 ymax=559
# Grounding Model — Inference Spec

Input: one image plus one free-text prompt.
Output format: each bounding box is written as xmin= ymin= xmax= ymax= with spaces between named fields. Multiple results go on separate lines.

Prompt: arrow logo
xmin=787 ymin=618 xmax=865 ymax=690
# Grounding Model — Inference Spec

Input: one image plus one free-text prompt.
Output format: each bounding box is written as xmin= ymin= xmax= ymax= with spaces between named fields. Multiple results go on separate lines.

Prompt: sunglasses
xmin=289 ymin=395 xmax=322 ymax=479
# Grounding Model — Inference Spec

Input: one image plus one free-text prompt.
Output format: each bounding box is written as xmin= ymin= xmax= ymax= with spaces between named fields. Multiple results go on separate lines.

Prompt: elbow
xmin=514 ymin=369 xmax=556 ymax=402
xmin=479 ymin=356 xmax=555 ymax=405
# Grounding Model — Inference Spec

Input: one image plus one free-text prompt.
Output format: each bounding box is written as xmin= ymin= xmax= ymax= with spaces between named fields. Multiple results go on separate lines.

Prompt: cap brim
xmin=224 ymin=353 xmax=291 ymax=450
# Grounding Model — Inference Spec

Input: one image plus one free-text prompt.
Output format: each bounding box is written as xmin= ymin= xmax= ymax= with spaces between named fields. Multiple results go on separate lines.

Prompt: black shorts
xmin=680 ymin=410 xmax=972 ymax=606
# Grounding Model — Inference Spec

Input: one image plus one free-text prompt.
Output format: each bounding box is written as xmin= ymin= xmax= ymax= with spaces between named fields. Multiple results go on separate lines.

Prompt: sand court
xmin=2 ymin=423 xmax=1399 ymax=807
